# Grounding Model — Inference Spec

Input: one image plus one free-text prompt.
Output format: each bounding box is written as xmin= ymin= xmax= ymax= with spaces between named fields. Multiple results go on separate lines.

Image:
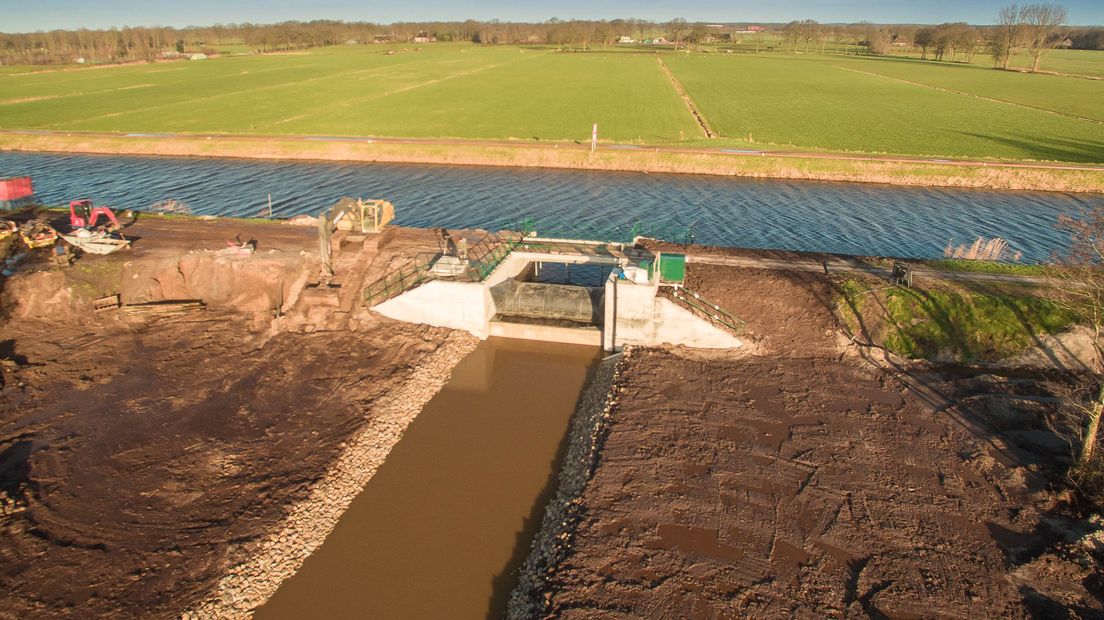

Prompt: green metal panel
xmin=659 ymin=253 xmax=686 ymax=284
xmin=639 ymin=260 xmax=654 ymax=279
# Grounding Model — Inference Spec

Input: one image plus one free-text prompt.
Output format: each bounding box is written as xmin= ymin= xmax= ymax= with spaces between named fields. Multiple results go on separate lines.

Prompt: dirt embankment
xmin=531 ymin=265 xmax=1104 ymax=617
xmin=0 ymin=218 xmax=477 ymax=617
xmin=2 ymin=132 xmax=1102 ymax=193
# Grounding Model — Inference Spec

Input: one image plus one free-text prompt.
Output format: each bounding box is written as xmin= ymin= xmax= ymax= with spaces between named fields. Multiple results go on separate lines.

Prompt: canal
xmin=254 ymin=338 xmax=602 ymax=619
xmin=2 ymin=151 xmax=1101 ymax=260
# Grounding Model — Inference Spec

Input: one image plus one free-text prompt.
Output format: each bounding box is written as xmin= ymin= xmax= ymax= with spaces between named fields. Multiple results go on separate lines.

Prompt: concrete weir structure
xmin=371 ymin=240 xmax=742 ymax=351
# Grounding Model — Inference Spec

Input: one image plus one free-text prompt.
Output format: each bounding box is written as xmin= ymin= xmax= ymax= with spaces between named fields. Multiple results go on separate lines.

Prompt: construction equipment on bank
xmin=19 ymin=220 xmax=57 ymax=249
xmin=0 ymin=219 xmax=16 ymax=242
xmin=59 ymin=229 xmax=131 ymax=255
xmin=69 ymin=199 xmax=122 ymax=230
xmin=0 ymin=177 xmax=34 ymax=211
xmin=318 ymin=198 xmax=395 ymax=281
xmin=890 ymin=262 xmax=913 ymax=287
xmin=60 ymin=199 xmax=130 ymax=255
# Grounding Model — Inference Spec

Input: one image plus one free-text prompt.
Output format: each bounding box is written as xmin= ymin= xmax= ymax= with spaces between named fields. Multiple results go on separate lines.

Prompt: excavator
xmin=60 ymin=199 xmax=129 ymax=255
xmin=68 ymin=199 xmax=121 ymax=230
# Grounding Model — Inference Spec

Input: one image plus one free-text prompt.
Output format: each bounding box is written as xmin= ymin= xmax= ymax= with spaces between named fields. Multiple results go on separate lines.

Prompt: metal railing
xmin=464 ymin=232 xmax=517 ymax=280
xmin=495 ymin=218 xmax=695 ymax=246
xmin=362 ymin=252 xmax=438 ymax=306
xmin=361 ymin=224 xmax=675 ymax=308
xmin=362 ymin=231 xmax=523 ymax=306
xmin=660 ymin=285 xmax=746 ymax=337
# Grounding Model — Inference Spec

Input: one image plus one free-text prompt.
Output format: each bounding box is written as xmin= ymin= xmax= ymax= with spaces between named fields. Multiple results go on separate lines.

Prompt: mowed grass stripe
xmin=832 ymin=64 xmax=1102 ymax=125
xmin=0 ymin=56 xmax=328 ymax=103
xmin=0 ymin=57 xmax=369 ymax=127
xmin=279 ymin=52 xmax=699 ymax=142
xmin=1 ymin=47 xmax=515 ymax=133
xmin=664 ymin=54 xmax=1104 ymax=163
xmin=68 ymin=58 xmax=488 ymax=132
xmin=837 ymin=56 xmax=1104 ymax=123
xmin=256 ymin=49 xmax=544 ymax=131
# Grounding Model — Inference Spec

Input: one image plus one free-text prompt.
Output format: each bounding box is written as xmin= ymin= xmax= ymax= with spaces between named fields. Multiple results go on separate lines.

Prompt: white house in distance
xmin=617 ymin=36 xmax=635 ymax=44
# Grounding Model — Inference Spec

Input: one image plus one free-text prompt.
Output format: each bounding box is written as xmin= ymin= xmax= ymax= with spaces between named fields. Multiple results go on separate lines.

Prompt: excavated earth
xmin=538 ymin=264 xmax=1104 ymax=619
xmin=0 ymin=215 xmax=470 ymax=618
xmin=0 ymin=215 xmax=1101 ymax=619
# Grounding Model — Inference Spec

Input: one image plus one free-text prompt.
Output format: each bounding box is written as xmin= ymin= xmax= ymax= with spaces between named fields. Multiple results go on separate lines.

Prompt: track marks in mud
xmin=544 ymin=349 xmax=1036 ymax=618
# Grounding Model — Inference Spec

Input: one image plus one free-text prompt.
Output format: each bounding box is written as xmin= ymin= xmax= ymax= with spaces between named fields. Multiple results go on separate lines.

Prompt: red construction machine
xmin=69 ymin=199 xmax=121 ymax=230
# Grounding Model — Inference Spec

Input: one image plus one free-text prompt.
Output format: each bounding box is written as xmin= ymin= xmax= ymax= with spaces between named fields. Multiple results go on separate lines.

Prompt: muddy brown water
xmin=255 ymin=337 xmax=602 ymax=619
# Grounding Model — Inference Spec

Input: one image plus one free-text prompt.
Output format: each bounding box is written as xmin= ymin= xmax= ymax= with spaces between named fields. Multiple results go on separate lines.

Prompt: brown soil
xmin=1 ymin=218 xmax=1101 ymax=618
xmin=0 ymin=218 xmax=466 ymax=618
xmin=0 ymin=312 xmax=453 ymax=619
xmin=541 ymin=264 xmax=1104 ymax=618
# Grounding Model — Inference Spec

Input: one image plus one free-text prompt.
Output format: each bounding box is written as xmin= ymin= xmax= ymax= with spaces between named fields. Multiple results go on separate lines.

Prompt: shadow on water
xmin=484 ymin=360 xmax=601 ymax=619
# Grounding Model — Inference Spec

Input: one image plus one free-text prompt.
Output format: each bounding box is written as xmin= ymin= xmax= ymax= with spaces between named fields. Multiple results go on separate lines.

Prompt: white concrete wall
xmin=651 ymin=298 xmax=743 ymax=349
xmin=603 ymin=275 xmax=658 ymax=351
xmin=488 ymin=322 xmax=602 ymax=346
xmin=483 ymin=253 xmax=531 ymax=288
xmin=373 ymin=280 xmax=495 ymax=338
xmin=603 ymin=275 xmax=741 ymax=351
xmin=375 ymin=250 xmax=741 ymax=351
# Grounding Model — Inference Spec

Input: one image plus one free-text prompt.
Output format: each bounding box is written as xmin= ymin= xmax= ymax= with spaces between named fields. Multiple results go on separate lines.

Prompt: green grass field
xmin=884 ymin=48 xmax=1104 ymax=78
xmin=664 ymin=53 xmax=1104 ymax=162
xmin=0 ymin=43 xmax=1101 ymax=162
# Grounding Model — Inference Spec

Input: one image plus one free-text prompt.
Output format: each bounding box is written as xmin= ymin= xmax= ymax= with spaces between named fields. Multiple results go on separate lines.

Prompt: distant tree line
xmin=1 ymin=11 xmax=1099 ymax=67
xmin=775 ymin=3 xmax=1077 ymax=71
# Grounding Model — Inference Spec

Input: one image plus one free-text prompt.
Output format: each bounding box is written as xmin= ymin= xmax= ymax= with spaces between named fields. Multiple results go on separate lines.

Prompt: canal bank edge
xmin=1 ymin=133 xmax=1102 ymax=194
xmin=506 ymin=348 xmax=631 ymax=619
xmin=182 ymin=332 xmax=479 ymax=620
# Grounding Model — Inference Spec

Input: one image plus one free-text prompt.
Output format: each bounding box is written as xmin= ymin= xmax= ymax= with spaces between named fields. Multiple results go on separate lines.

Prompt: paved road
xmin=3 ymin=129 xmax=1103 ymax=173
xmin=514 ymin=236 xmax=1059 ymax=288
xmin=687 ymin=254 xmax=1057 ymax=287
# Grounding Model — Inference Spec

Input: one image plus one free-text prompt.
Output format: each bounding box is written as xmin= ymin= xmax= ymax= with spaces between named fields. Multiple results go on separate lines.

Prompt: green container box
xmin=659 ymin=253 xmax=686 ymax=284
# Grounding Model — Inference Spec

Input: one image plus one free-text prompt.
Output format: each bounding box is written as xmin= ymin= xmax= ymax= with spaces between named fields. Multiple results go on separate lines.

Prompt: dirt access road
xmin=540 ymin=265 xmax=1104 ymax=618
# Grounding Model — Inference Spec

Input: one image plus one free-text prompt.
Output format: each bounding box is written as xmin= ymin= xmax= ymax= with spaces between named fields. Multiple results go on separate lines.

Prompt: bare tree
xmin=993 ymin=4 xmax=1028 ymax=69
xmin=781 ymin=21 xmax=802 ymax=53
xmin=666 ymin=18 xmax=688 ymax=50
xmin=914 ymin=27 xmax=935 ymax=59
xmin=1023 ymin=3 xmax=1068 ymax=72
xmin=1049 ymin=209 xmax=1104 ymax=480
xmin=797 ymin=20 xmax=820 ymax=53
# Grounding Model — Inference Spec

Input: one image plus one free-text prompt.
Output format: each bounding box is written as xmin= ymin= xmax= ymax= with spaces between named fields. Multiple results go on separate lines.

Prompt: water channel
xmin=3 ymin=151 xmax=1101 ymax=260
xmin=255 ymin=338 xmax=602 ymax=619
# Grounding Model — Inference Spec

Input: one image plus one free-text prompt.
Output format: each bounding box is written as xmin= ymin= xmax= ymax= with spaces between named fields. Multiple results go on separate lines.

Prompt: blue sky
xmin=2 ymin=0 xmax=1102 ymax=32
